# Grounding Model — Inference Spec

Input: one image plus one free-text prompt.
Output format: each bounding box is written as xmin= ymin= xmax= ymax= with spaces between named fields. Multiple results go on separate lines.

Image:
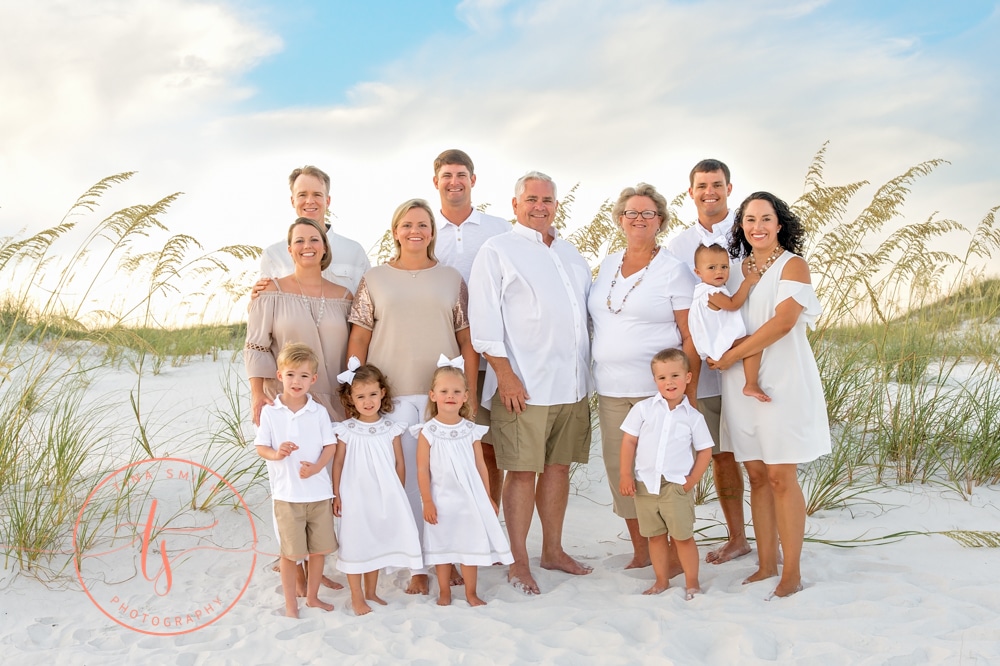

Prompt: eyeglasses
xmin=622 ymin=210 xmax=660 ymax=220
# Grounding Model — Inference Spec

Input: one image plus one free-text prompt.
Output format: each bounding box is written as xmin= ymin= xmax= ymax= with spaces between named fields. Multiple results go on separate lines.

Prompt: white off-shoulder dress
xmin=688 ymin=282 xmax=748 ymax=361
xmin=720 ymin=252 xmax=831 ymax=464
xmin=410 ymin=419 xmax=514 ymax=567
xmin=333 ymin=418 xmax=423 ymax=574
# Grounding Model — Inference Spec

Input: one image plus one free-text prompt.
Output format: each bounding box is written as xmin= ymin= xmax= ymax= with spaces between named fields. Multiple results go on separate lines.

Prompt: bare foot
xmin=405 ymin=574 xmax=430 ymax=595
xmin=508 ymin=562 xmax=540 ymax=595
xmin=449 ymin=565 xmax=464 ymax=586
xmin=743 ymin=383 xmax=771 ymax=402
xmin=366 ymin=592 xmax=387 ymax=606
xmin=769 ymin=580 xmax=803 ymax=599
xmin=540 ymin=551 xmax=593 ymax=576
xmin=742 ymin=567 xmax=779 ymax=585
xmin=705 ymin=539 xmax=752 ymax=565
xmin=351 ymin=599 xmax=372 ymax=616
xmin=642 ymin=581 xmax=669 ymax=595
xmin=321 ymin=575 xmax=344 ymax=590
xmin=624 ymin=555 xmax=652 ymax=570
xmin=437 ymin=589 xmax=452 ymax=606
xmin=684 ymin=587 xmax=701 ymax=601
xmin=466 ymin=593 xmax=487 ymax=607
xmin=285 ymin=605 xmax=299 ymax=619
xmin=305 ymin=598 xmax=334 ymax=612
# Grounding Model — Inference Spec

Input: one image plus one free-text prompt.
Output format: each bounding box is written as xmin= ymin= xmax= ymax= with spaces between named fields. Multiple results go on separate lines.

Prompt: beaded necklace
xmin=294 ymin=274 xmax=326 ymax=328
xmin=606 ymin=246 xmax=658 ymax=315
xmin=747 ymin=245 xmax=784 ymax=276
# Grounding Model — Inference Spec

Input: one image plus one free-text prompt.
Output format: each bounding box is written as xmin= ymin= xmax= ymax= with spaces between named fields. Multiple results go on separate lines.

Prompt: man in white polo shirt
xmin=431 ymin=149 xmax=510 ymax=508
xmin=469 ymin=171 xmax=593 ymax=595
xmin=666 ymin=158 xmax=751 ymax=565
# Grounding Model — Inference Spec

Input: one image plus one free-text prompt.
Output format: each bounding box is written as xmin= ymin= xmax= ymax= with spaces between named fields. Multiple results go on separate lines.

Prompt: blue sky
xmin=1 ymin=0 xmax=998 ymax=321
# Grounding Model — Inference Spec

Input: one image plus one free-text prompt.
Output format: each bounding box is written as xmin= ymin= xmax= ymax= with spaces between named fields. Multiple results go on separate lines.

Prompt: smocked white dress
xmin=689 ymin=282 xmax=748 ymax=361
xmin=410 ymin=419 xmax=514 ymax=567
xmin=333 ymin=418 xmax=423 ymax=574
xmin=720 ymin=252 xmax=831 ymax=464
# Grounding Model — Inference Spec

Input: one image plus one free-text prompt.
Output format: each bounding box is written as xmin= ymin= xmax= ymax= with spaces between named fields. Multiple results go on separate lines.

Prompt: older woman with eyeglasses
xmin=587 ymin=183 xmax=699 ymax=571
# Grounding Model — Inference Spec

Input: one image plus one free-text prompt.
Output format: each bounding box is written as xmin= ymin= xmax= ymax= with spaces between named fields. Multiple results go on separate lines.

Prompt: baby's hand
xmin=299 ymin=461 xmax=318 ymax=478
xmin=332 ymin=497 xmax=342 ymax=517
xmin=745 ymin=268 xmax=762 ymax=284
xmin=423 ymin=501 xmax=438 ymax=525
xmin=276 ymin=441 xmax=298 ymax=459
xmin=619 ymin=476 xmax=636 ymax=497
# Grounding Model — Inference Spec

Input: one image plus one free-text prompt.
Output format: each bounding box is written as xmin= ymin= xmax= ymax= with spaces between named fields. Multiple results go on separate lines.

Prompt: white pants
xmin=393 ymin=394 xmax=429 ymax=574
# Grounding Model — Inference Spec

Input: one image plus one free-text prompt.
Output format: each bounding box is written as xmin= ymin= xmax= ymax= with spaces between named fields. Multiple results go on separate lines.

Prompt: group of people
xmin=244 ymin=152 xmax=831 ymax=617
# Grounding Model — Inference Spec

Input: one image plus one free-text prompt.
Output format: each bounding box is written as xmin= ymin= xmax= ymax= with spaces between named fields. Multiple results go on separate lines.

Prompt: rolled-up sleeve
xmin=468 ymin=245 xmax=507 ymax=358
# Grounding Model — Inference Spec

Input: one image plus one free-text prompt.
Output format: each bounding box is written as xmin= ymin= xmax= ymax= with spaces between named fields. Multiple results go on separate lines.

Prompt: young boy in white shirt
xmin=619 ymin=348 xmax=714 ymax=599
xmin=255 ymin=343 xmax=338 ymax=618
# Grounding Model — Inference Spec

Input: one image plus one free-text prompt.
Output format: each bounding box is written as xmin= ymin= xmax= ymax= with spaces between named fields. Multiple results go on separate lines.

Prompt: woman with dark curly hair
xmin=707 ymin=191 xmax=830 ymax=598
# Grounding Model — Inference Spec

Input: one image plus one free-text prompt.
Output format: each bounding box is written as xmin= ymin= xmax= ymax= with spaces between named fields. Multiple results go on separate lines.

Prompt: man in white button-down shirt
xmin=469 ymin=171 xmax=594 ymax=595
xmin=666 ymin=159 xmax=751 ymax=566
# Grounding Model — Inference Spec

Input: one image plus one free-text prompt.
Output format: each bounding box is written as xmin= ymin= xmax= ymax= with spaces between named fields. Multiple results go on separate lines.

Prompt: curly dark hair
xmin=728 ymin=191 xmax=805 ymax=259
xmin=339 ymin=364 xmax=395 ymax=419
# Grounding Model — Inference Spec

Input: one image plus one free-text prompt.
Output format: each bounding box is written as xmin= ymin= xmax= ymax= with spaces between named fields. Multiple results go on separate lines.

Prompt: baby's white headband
xmin=436 ymin=354 xmax=465 ymax=371
xmin=336 ymin=356 xmax=362 ymax=384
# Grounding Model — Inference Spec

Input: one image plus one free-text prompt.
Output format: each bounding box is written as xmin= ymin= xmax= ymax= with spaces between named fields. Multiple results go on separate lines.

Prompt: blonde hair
xmin=389 ymin=199 xmax=437 ymax=261
xmin=276 ymin=342 xmax=319 ymax=373
xmin=427 ymin=366 xmax=472 ymax=419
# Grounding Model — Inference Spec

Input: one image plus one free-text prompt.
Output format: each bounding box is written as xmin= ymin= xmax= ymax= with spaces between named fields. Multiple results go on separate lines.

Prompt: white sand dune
xmin=2 ymin=357 xmax=998 ymax=664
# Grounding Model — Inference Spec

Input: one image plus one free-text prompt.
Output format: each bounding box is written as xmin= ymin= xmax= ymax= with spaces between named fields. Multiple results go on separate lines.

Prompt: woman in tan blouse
xmin=347 ymin=198 xmax=478 ymax=594
xmin=246 ymin=217 xmax=353 ymax=425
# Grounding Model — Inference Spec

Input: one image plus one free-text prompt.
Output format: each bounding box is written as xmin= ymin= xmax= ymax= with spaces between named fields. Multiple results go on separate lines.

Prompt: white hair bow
xmin=337 ymin=356 xmax=362 ymax=384
xmin=436 ymin=354 xmax=465 ymax=371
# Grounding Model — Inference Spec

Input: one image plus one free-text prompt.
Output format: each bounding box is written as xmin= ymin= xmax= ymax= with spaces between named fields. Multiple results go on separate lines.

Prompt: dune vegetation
xmin=2 ymin=147 xmax=999 ymax=577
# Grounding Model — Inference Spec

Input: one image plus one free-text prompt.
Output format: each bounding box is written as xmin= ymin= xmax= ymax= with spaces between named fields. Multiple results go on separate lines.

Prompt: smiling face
xmin=512 ymin=178 xmax=558 ymax=236
xmin=428 ymin=370 xmax=469 ymax=419
xmin=390 ymin=200 xmax=436 ymax=260
xmin=349 ymin=380 xmax=385 ymax=421
xmin=434 ymin=163 xmax=476 ymax=210
xmin=619 ymin=195 xmax=661 ymax=246
xmin=277 ymin=362 xmax=318 ymax=402
xmin=290 ymin=173 xmax=330 ymax=222
xmin=652 ymin=358 xmax=691 ymax=408
xmin=693 ymin=246 xmax=732 ymax=287
xmin=740 ymin=198 xmax=782 ymax=253
xmin=689 ymin=169 xmax=732 ymax=228
xmin=287 ymin=221 xmax=328 ymax=268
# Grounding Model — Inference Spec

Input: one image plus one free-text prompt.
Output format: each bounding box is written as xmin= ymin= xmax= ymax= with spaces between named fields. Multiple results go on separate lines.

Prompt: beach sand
xmin=2 ymin=356 xmax=998 ymax=664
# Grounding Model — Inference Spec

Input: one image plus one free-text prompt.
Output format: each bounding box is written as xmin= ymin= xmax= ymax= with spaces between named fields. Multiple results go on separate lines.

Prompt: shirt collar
xmin=695 ymin=209 xmax=733 ymax=244
xmin=273 ymin=393 xmax=318 ymax=414
xmin=438 ymin=208 xmax=479 ymax=229
xmin=651 ymin=392 xmax=694 ymax=413
xmin=512 ymin=221 xmax=557 ymax=245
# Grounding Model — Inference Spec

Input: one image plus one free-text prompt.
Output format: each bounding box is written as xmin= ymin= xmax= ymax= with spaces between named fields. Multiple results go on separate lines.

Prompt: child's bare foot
xmin=508 ymin=562 xmax=540 ymax=595
xmin=321 ymin=575 xmax=344 ymax=590
xmin=743 ymin=383 xmax=771 ymax=402
xmin=540 ymin=551 xmax=593 ymax=575
xmin=449 ymin=565 xmax=464 ymax=586
xmin=642 ymin=581 xmax=669 ymax=595
xmin=405 ymin=574 xmax=430 ymax=595
xmin=305 ymin=598 xmax=334 ymax=612
xmin=684 ymin=586 xmax=701 ymax=601
xmin=705 ymin=538 xmax=751 ymax=564
xmin=365 ymin=592 xmax=387 ymax=606
xmin=437 ymin=589 xmax=452 ymax=606
xmin=769 ymin=579 xmax=803 ymax=599
xmin=466 ymin=593 xmax=487 ymax=607
xmin=284 ymin=603 xmax=299 ymax=619
xmin=351 ymin=598 xmax=372 ymax=616
xmin=743 ymin=567 xmax=779 ymax=585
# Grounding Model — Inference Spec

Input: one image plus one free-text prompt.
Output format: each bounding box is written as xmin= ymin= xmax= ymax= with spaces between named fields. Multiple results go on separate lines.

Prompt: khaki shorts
xmin=490 ymin=395 xmax=590 ymax=473
xmin=475 ymin=370 xmax=492 ymax=446
xmin=634 ymin=479 xmax=695 ymax=540
xmin=696 ymin=395 xmax=723 ymax=455
xmin=597 ymin=394 xmax=645 ymax=520
xmin=273 ymin=499 xmax=338 ymax=560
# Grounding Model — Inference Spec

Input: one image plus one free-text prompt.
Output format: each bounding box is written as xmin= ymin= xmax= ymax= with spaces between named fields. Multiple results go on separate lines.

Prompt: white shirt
xmin=665 ymin=209 xmax=735 ymax=398
xmin=259 ymin=229 xmax=371 ymax=293
xmin=620 ymin=395 xmax=714 ymax=493
xmin=435 ymin=209 xmax=510 ymax=284
xmin=588 ymin=249 xmax=695 ymax=397
xmin=254 ymin=395 xmax=337 ymax=503
xmin=469 ymin=223 xmax=592 ymax=406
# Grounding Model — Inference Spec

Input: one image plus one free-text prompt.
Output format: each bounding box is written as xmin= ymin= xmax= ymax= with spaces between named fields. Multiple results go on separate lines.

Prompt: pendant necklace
xmin=606 ymin=246 xmax=658 ymax=315
xmin=294 ymin=274 xmax=326 ymax=327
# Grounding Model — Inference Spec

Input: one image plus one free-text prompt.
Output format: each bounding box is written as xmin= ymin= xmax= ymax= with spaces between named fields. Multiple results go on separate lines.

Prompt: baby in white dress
xmin=688 ymin=243 xmax=769 ymax=402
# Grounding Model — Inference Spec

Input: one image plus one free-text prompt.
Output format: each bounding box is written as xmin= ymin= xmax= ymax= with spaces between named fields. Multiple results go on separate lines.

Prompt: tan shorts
xmin=273 ymin=499 xmax=338 ymax=560
xmin=696 ymin=395 xmax=723 ymax=455
xmin=597 ymin=394 xmax=645 ymax=520
xmin=490 ymin=395 xmax=591 ymax=473
xmin=634 ymin=479 xmax=695 ymax=540
xmin=475 ymin=370 xmax=492 ymax=446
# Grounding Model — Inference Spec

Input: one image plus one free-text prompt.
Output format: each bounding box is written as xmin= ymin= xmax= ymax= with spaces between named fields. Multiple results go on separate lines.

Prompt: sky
xmin=1 ymin=0 xmax=998 ymax=321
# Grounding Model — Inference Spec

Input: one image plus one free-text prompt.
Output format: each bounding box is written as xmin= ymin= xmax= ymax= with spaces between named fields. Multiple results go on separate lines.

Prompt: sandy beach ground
xmin=2 ymin=355 xmax=998 ymax=665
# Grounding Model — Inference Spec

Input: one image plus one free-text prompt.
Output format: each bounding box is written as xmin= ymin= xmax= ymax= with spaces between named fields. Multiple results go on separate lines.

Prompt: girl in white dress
xmin=688 ymin=242 xmax=768 ymax=402
xmin=414 ymin=356 xmax=514 ymax=607
xmin=332 ymin=358 xmax=423 ymax=616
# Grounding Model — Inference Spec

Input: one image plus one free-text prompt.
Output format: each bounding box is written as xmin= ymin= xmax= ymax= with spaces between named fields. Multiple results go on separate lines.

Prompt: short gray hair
xmin=514 ymin=171 xmax=557 ymax=200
